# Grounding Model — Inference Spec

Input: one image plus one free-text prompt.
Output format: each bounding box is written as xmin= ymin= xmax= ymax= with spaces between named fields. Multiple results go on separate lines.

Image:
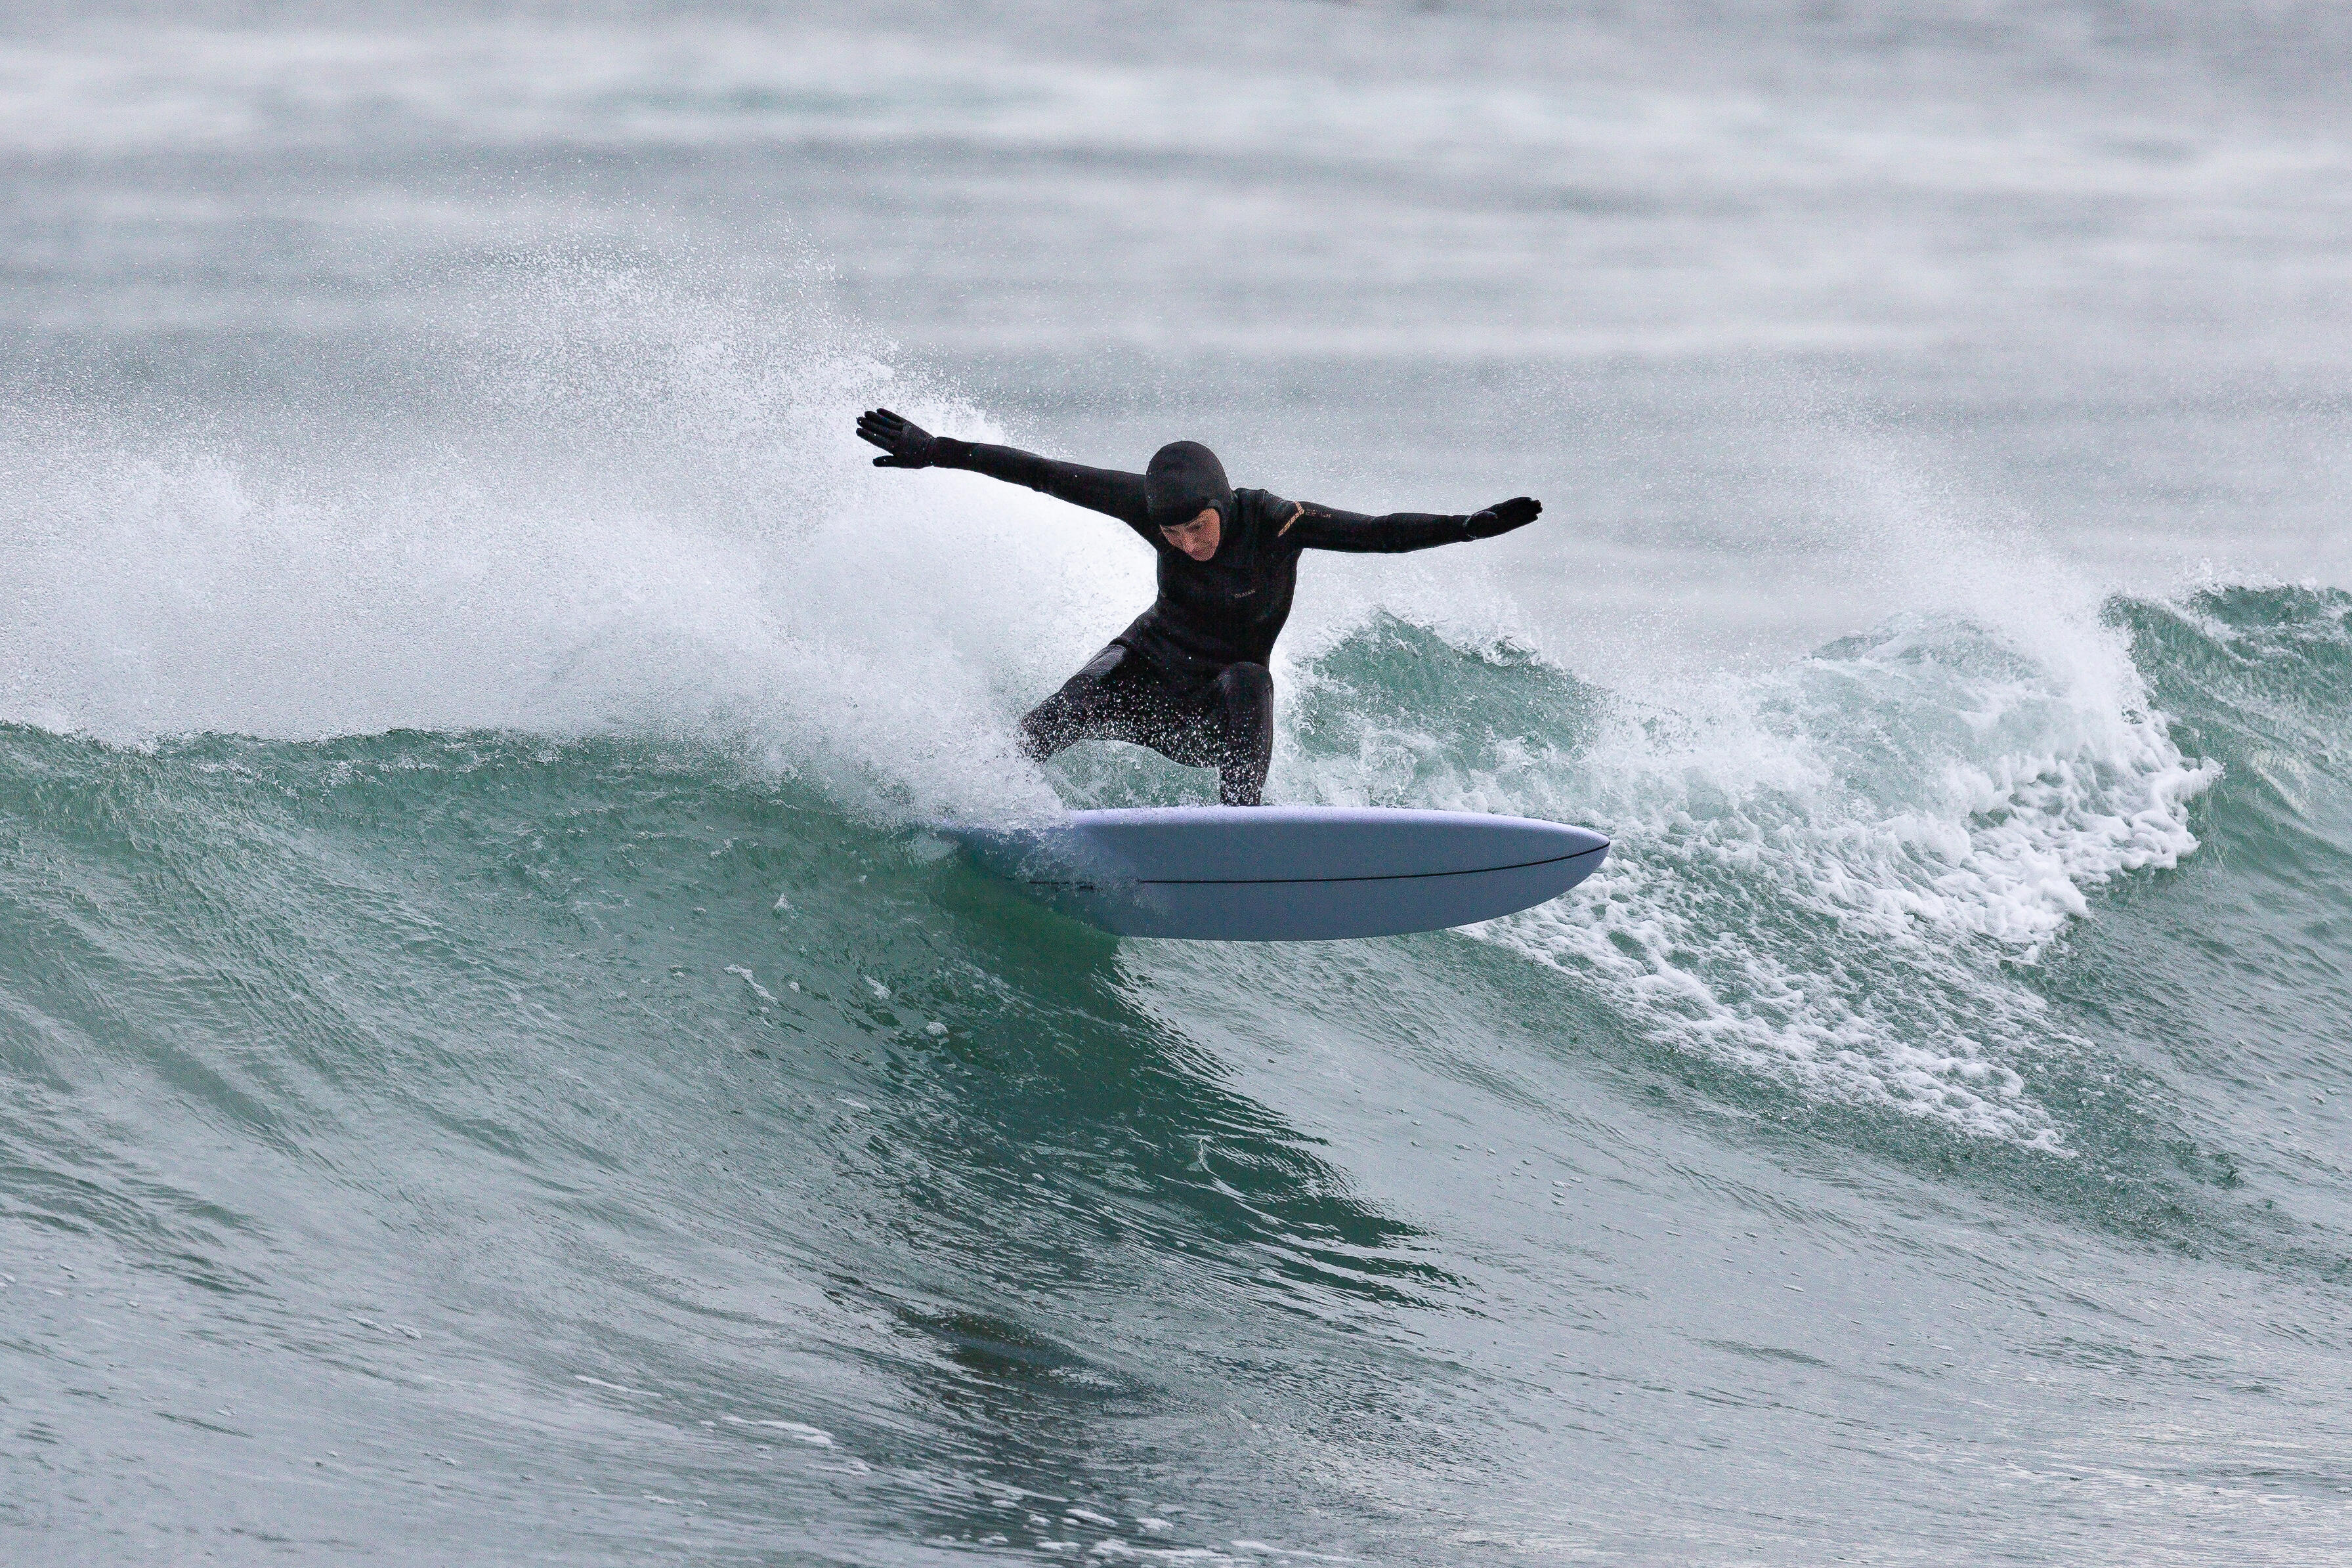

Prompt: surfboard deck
xmin=941 ymin=806 xmax=1608 ymax=941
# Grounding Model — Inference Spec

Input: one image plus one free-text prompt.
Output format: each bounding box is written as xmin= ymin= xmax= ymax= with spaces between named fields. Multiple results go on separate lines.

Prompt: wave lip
xmin=1288 ymin=608 xmax=2218 ymax=1149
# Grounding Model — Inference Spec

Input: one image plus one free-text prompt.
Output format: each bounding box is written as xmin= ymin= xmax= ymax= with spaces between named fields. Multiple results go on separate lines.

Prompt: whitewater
xmin=5 ymin=3 xmax=2352 ymax=1563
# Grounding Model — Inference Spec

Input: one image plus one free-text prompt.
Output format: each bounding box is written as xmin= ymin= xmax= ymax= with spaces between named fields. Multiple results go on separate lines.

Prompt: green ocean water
xmin=7 ymin=586 xmax=2352 ymax=1561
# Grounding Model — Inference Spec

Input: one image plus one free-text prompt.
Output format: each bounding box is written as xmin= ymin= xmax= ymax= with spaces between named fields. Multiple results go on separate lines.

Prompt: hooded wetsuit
xmin=928 ymin=436 xmax=1495 ymax=805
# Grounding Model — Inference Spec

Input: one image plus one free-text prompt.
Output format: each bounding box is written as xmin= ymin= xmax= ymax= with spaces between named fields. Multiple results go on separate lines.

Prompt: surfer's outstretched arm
xmin=1278 ymin=495 xmax=1543 ymax=554
xmin=857 ymin=408 xmax=1152 ymax=530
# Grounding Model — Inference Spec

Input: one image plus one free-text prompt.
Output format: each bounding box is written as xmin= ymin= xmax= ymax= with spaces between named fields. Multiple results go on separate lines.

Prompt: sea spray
xmin=0 ymin=265 xmax=1138 ymax=822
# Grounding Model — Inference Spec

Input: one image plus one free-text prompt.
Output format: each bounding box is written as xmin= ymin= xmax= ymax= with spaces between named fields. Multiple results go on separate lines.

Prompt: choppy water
xmin=5 ymin=3 xmax=2352 ymax=1563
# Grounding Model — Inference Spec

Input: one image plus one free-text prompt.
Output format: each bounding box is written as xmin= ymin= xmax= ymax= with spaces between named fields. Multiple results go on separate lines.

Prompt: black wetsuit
xmin=928 ymin=436 xmax=1500 ymax=805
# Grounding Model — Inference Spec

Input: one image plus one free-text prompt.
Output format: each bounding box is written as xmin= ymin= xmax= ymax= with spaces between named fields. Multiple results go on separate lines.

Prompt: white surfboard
xmin=943 ymin=806 xmax=1608 ymax=941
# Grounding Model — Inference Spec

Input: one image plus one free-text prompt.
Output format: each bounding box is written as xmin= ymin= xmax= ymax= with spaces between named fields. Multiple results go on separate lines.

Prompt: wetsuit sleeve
xmin=930 ymin=437 xmax=1155 ymax=534
xmin=1272 ymin=496 xmax=1473 ymax=554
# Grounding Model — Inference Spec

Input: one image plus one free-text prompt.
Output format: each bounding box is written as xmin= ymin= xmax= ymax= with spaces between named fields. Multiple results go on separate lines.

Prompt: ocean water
xmin=5 ymin=3 xmax=2352 ymax=1563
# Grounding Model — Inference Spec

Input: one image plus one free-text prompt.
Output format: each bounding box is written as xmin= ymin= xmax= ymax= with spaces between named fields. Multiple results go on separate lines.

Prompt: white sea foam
xmin=720 ymin=1415 xmax=834 ymax=1445
xmin=1287 ymin=595 xmax=2215 ymax=1148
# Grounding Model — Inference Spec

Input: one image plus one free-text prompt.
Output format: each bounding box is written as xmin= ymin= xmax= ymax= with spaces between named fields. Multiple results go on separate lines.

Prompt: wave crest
xmin=1287 ymin=609 xmax=2219 ymax=1147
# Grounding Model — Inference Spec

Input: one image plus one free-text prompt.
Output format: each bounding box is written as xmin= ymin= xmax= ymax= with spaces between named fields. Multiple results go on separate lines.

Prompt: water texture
xmin=4 ymin=3 xmax=2351 ymax=1563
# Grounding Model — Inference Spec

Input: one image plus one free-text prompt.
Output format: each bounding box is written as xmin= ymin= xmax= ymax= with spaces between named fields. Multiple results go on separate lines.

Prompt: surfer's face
xmin=1160 ymin=506 xmax=1221 ymax=561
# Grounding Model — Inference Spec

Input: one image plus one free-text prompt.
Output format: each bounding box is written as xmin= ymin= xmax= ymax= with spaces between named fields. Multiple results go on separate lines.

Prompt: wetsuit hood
xmin=1145 ymin=441 xmax=1233 ymax=533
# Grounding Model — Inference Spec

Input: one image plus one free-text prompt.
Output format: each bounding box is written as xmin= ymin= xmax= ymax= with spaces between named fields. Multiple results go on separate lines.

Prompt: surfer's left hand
xmin=1465 ymin=496 xmax=1541 ymax=538
xmin=857 ymin=408 xmax=939 ymax=469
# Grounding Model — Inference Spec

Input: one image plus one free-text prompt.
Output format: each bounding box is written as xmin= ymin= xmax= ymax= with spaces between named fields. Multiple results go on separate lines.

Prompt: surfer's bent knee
xmin=1017 ymin=708 xmax=1065 ymax=762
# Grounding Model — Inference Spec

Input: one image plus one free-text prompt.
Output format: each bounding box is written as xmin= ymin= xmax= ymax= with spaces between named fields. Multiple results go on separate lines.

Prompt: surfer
xmin=856 ymin=408 xmax=1541 ymax=805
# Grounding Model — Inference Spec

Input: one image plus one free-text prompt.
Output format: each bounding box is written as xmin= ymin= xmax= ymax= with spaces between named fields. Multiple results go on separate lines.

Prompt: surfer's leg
xmin=1211 ymin=662 xmax=1273 ymax=807
xmin=1025 ymin=644 xmax=1251 ymax=797
xmin=1017 ymin=645 xmax=1134 ymax=761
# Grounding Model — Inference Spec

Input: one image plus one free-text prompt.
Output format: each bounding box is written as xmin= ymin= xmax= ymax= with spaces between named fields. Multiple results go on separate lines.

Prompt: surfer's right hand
xmin=1465 ymin=496 xmax=1541 ymax=538
xmin=857 ymin=408 xmax=939 ymax=469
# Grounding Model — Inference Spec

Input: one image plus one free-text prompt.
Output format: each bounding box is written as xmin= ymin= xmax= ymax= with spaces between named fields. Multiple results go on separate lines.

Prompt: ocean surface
xmin=5 ymin=2 xmax=2352 ymax=1562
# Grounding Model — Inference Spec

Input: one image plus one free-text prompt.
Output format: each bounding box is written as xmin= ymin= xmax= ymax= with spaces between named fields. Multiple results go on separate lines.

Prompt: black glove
xmin=857 ymin=407 xmax=940 ymax=469
xmin=1464 ymin=496 xmax=1541 ymax=540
